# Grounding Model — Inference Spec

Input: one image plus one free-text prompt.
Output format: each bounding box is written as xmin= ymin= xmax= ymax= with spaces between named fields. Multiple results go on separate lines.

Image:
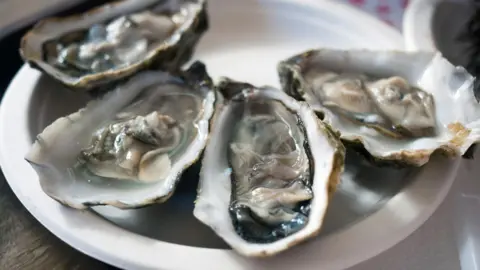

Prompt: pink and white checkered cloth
xmin=343 ymin=0 xmax=409 ymax=30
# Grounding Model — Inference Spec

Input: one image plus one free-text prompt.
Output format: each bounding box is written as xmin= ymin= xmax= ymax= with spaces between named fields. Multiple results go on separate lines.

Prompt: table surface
xmin=0 ymin=174 xmax=111 ymax=269
xmin=3 ymin=1 xmax=460 ymax=270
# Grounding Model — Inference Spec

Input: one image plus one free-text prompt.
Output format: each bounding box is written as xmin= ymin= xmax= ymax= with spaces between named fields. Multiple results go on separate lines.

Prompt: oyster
xmin=20 ymin=0 xmax=208 ymax=90
xmin=194 ymin=79 xmax=345 ymax=257
xmin=278 ymin=49 xmax=480 ymax=166
xmin=26 ymin=61 xmax=215 ymax=209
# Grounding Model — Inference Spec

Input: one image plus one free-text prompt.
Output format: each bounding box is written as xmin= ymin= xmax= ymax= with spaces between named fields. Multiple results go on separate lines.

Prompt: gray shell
xmin=20 ymin=0 xmax=208 ymax=91
xmin=25 ymin=62 xmax=216 ymax=209
xmin=278 ymin=49 xmax=480 ymax=166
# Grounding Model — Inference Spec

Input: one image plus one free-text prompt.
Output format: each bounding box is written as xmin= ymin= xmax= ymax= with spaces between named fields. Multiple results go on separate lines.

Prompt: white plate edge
xmin=402 ymin=0 xmax=443 ymax=51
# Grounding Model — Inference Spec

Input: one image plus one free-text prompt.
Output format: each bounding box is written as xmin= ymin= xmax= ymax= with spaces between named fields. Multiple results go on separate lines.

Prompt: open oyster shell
xmin=26 ymin=61 xmax=215 ymax=209
xmin=278 ymin=49 xmax=480 ymax=166
xmin=194 ymin=79 xmax=345 ymax=257
xmin=20 ymin=0 xmax=208 ymax=91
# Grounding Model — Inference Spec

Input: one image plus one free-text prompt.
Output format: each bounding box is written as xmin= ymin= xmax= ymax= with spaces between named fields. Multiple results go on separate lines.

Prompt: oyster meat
xmin=305 ymin=72 xmax=436 ymax=139
xmin=20 ymin=0 xmax=208 ymax=90
xmin=26 ymin=62 xmax=216 ymax=209
xmin=194 ymin=79 xmax=345 ymax=257
xmin=278 ymin=49 xmax=480 ymax=166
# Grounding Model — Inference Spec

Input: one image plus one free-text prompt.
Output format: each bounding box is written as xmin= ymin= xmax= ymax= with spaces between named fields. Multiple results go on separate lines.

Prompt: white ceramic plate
xmin=0 ymin=0 xmax=461 ymax=269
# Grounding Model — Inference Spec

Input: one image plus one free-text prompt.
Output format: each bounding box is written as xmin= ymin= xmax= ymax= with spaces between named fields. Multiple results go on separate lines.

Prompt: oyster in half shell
xmin=20 ymin=0 xmax=208 ymax=90
xmin=194 ymin=79 xmax=345 ymax=257
xmin=278 ymin=49 xmax=480 ymax=166
xmin=26 ymin=62 xmax=215 ymax=209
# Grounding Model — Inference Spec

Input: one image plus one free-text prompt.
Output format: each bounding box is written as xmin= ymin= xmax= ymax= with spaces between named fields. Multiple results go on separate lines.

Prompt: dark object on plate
xmin=20 ymin=0 xmax=208 ymax=92
xmin=458 ymin=1 xmax=480 ymax=101
xmin=457 ymin=2 xmax=480 ymax=159
xmin=463 ymin=144 xmax=477 ymax=159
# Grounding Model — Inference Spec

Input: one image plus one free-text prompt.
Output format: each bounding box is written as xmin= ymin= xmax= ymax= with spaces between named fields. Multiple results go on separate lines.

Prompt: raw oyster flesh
xmin=26 ymin=61 xmax=215 ymax=208
xmin=20 ymin=0 xmax=208 ymax=90
xmin=54 ymin=12 xmax=179 ymax=74
xmin=304 ymin=73 xmax=437 ymax=139
xmin=78 ymin=91 xmax=198 ymax=183
xmin=228 ymin=96 xmax=314 ymax=243
xmin=194 ymin=79 xmax=345 ymax=256
xmin=279 ymin=53 xmax=437 ymax=140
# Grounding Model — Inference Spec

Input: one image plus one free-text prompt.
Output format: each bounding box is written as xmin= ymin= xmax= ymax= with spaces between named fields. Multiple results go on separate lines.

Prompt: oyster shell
xmin=194 ymin=79 xmax=345 ymax=257
xmin=278 ymin=49 xmax=480 ymax=166
xmin=20 ymin=0 xmax=208 ymax=91
xmin=26 ymin=61 xmax=215 ymax=209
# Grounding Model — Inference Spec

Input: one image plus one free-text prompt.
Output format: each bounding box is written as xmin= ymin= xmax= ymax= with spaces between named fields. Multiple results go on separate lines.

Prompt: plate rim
xmin=0 ymin=1 xmax=461 ymax=269
xmin=403 ymin=0 xmax=443 ymax=51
